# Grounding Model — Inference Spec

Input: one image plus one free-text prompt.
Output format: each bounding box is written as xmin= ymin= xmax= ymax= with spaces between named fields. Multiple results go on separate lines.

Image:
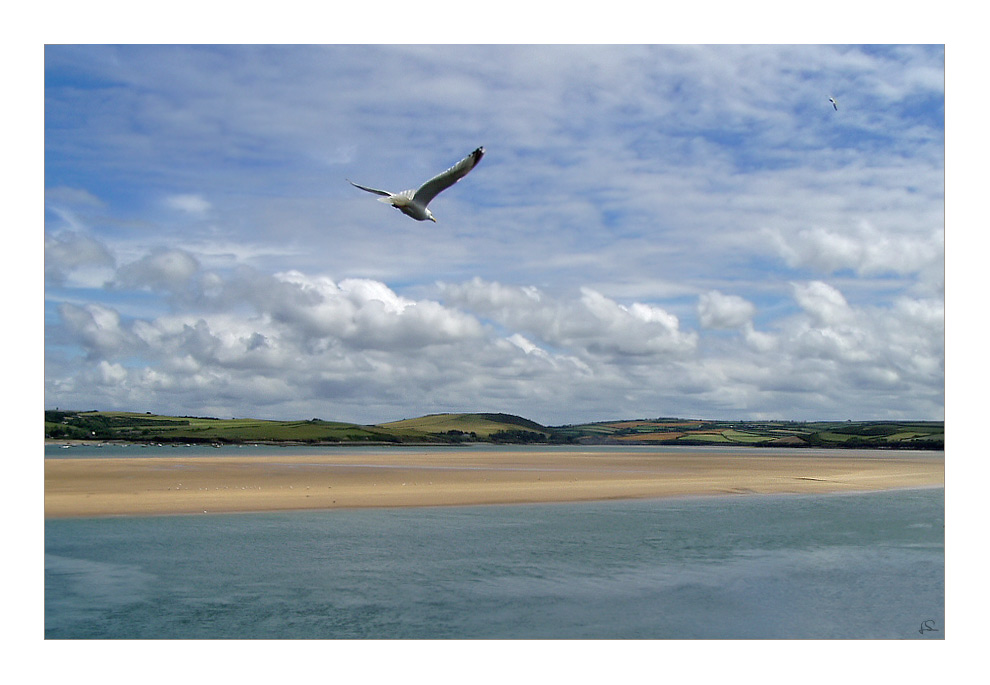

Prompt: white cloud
xmin=507 ymin=333 xmax=552 ymax=361
xmin=113 ymin=249 xmax=202 ymax=293
xmin=45 ymin=186 xmax=104 ymax=208
xmin=792 ymin=281 xmax=854 ymax=327
xmin=578 ymin=288 xmax=696 ymax=357
xmin=765 ymin=222 xmax=944 ymax=278
xmin=778 ymin=282 xmax=943 ymax=394
xmin=46 ymin=267 xmax=945 ymax=423
xmin=742 ymin=323 xmax=777 ymax=353
xmin=44 ymin=231 xmax=116 ymax=285
xmin=246 ymin=271 xmax=486 ymax=351
xmin=97 ymin=361 xmax=128 ymax=386
xmin=58 ymin=303 xmax=141 ymax=359
xmin=440 ymin=279 xmax=696 ymax=360
xmin=165 ymin=194 xmax=212 ymax=215
xmin=698 ymin=290 xmax=756 ymax=329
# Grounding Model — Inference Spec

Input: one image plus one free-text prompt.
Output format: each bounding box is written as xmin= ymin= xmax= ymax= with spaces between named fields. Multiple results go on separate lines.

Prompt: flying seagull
xmin=829 ymin=97 xmax=838 ymax=111
xmin=349 ymin=146 xmax=485 ymax=222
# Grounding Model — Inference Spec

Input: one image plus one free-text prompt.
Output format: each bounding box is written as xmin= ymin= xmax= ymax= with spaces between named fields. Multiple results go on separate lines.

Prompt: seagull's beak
xmin=429 ymin=216 xmax=437 ymax=223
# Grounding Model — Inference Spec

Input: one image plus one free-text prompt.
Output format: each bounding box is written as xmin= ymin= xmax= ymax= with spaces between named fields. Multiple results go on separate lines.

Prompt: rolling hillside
xmin=44 ymin=410 xmax=553 ymax=445
xmin=554 ymin=418 xmax=944 ymax=449
xmin=44 ymin=411 xmax=393 ymax=443
xmin=45 ymin=410 xmax=943 ymax=449
xmin=378 ymin=413 xmax=551 ymax=439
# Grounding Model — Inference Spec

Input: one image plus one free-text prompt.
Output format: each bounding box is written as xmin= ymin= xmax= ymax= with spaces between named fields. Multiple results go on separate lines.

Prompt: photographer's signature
xmin=919 ymin=619 xmax=939 ymax=636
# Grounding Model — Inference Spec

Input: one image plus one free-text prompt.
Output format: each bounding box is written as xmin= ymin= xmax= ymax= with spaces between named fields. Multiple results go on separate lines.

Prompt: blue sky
xmin=44 ymin=44 xmax=945 ymax=425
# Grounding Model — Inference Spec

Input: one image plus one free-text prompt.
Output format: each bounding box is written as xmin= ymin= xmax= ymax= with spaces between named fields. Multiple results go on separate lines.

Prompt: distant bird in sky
xmin=829 ymin=97 xmax=838 ymax=111
xmin=349 ymin=146 xmax=485 ymax=222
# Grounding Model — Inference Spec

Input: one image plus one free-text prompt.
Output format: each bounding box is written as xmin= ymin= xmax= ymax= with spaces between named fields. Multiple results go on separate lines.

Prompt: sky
xmin=43 ymin=43 xmax=946 ymax=426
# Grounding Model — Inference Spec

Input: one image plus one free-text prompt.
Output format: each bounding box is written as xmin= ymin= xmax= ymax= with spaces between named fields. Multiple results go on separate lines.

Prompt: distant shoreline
xmin=44 ymin=449 xmax=945 ymax=519
xmin=44 ymin=438 xmax=466 ymax=448
xmin=43 ymin=438 xmax=944 ymax=450
xmin=44 ymin=411 xmax=945 ymax=450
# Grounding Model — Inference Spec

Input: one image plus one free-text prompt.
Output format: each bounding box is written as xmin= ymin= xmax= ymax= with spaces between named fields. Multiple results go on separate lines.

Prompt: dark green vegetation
xmin=45 ymin=410 xmax=943 ymax=449
xmin=553 ymin=418 xmax=943 ymax=449
xmin=44 ymin=411 xmax=390 ymax=444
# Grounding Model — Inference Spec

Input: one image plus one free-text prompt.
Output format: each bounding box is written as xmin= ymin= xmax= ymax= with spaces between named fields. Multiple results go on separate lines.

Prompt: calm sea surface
xmin=45 ymin=444 xmax=944 ymax=639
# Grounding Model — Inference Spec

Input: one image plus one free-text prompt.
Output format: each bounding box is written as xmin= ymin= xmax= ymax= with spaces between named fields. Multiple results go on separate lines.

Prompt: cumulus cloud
xmin=44 ymin=231 xmax=116 ymax=285
xmin=48 ymin=264 xmax=700 ymax=421
xmin=242 ymin=271 xmax=486 ymax=351
xmin=578 ymin=289 xmax=696 ymax=357
xmin=698 ymin=290 xmax=756 ymax=329
xmin=764 ymin=222 xmax=944 ymax=278
xmin=792 ymin=281 xmax=853 ymax=327
xmin=97 ymin=361 xmax=128 ymax=386
xmin=507 ymin=333 xmax=545 ymax=357
xmin=113 ymin=248 xmax=202 ymax=293
xmin=70 ymin=261 xmax=488 ymax=365
xmin=742 ymin=323 xmax=777 ymax=353
xmin=781 ymin=281 xmax=943 ymax=393
xmin=46 ymin=266 xmax=945 ymax=423
xmin=440 ymin=278 xmax=697 ymax=360
xmin=58 ymin=303 xmax=141 ymax=360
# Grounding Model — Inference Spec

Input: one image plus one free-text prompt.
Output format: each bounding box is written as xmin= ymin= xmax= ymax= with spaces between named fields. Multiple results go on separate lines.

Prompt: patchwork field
xmin=45 ymin=410 xmax=943 ymax=449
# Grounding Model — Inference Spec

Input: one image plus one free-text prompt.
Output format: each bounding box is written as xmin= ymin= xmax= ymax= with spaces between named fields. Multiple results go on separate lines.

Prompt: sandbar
xmin=44 ymin=449 xmax=944 ymax=518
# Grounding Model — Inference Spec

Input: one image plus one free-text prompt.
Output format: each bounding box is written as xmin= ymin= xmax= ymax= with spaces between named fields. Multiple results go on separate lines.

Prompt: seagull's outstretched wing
xmin=829 ymin=97 xmax=838 ymax=110
xmin=348 ymin=180 xmax=392 ymax=197
xmin=412 ymin=147 xmax=485 ymax=208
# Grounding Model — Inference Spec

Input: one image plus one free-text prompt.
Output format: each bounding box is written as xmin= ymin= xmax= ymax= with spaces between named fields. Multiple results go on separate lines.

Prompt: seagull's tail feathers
xmin=385 ymin=190 xmax=415 ymax=207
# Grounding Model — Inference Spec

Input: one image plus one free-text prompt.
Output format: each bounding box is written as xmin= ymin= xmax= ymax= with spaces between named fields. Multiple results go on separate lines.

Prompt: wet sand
xmin=44 ymin=450 xmax=944 ymax=518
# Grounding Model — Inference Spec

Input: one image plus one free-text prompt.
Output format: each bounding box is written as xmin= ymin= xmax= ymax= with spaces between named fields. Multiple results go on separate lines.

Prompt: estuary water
xmin=45 ymin=486 xmax=943 ymax=639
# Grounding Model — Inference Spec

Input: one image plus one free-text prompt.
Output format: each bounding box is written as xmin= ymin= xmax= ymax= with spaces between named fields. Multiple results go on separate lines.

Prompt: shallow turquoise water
xmin=45 ymin=487 xmax=943 ymax=639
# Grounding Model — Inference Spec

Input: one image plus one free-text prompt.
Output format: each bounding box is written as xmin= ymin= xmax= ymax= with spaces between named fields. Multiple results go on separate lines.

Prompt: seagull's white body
xmin=349 ymin=146 xmax=485 ymax=222
xmin=829 ymin=97 xmax=838 ymax=110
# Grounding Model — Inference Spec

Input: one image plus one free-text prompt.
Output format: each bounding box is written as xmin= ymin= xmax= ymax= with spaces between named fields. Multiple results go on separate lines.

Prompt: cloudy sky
xmin=44 ymin=44 xmax=945 ymax=426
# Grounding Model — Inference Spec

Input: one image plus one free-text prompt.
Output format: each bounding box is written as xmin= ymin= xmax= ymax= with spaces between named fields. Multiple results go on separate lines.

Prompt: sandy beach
xmin=44 ymin=449 xmax=944 ymax=518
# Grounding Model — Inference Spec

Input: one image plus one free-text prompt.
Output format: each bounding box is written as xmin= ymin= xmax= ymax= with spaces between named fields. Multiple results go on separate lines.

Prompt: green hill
xmin=554 ymin=418 xmax=943 ymax=449
xmin=44 ymin=410 xmax=396 ymax=444
xmin=378 ymin=412 xmax=550 ymax=439
xmin=45 ymin=410 xmax=943 ymax=449
xmin=44 ymin=410 xmax=554 ymax=445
